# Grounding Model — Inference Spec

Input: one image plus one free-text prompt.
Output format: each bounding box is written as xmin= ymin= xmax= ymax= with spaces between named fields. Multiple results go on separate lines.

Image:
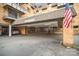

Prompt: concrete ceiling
xmin=15 ymin=21 xmax=58 ymax=27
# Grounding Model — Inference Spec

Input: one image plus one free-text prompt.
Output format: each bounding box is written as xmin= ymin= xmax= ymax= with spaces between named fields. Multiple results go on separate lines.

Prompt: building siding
xmin=73 ymin=4 xmax=79 ymax=26
xmin=0 ymin=4 xmax=10 ymax=25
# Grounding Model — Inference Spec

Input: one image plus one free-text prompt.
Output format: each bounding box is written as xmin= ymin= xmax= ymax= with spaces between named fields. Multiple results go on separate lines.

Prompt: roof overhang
xmin=14 ymin=21 xmax=58 ymax=27
xmin=13 ymin=6 xmax=77 ymax=26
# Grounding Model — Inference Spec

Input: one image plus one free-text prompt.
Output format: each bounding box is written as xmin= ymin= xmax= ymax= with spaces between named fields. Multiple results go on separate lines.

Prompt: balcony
xmin=4 ymin=16 xmax=16 ymax=21
xmin=3 ymin=14 xmax=17 ymax=21
xmin=4 ymin=3 xmax=27 ymax=14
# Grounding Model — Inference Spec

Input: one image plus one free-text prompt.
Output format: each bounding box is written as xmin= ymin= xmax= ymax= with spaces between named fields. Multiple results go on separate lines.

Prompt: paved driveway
xmin=0 ymin=34 xmax=79 ymax=56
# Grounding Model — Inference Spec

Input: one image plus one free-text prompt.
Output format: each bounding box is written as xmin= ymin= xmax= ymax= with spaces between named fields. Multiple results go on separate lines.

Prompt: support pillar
xmin=63 ymin=22 xmax=74 ymax=47
xmin=20 ymin=26 xmax=28 ymax=35
xmin=25 ymin=27 xmax=28 ymax=35
xmin=9 ymin=25 xmax=12 ymax=37
xmin=0 ymin=26 xmax=2 ymax=36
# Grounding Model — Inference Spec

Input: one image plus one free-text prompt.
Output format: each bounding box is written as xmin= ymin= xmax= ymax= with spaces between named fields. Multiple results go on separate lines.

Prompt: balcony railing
xmin=4 ymin=3 xmax=27 ymax=14
xmin=4 ymin=14 xmax=16 ymax=21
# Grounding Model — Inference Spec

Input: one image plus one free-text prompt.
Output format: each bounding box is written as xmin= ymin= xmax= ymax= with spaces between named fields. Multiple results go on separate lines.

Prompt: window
xmin=73 ymin=26 xmax=79 ymax=28
xmin=31 ymin=6 xmax=35 ymax=9
xmin=36 ymin=10 xmax=39 ymax=12
xmin=47 ymin=3 xmax=51 ymax=5
xmin=51 ymin=4 xmax=57 ymax=7
xmin=14 ymin=3 xmax=19 ymax=6
xmin=57 ymin=3 xmax=65 ymax=8
xmin=42 ymin=8 xmax=47 ymax=11
xmin=8 ymin=8 xmax=17 ymax=19
xmin=39 ymin=6 xmax=42 ymax=8
xmin=57 ymin=3 xmax=73 ymax=8
xmin=69 ymin=3 xmax=73 ymax=5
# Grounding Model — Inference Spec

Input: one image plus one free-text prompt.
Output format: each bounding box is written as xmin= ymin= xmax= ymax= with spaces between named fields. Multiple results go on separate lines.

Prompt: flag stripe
xmin=64 ymin=9 xmax=71 ymax=17
xmin=64 ymin=9 xmax=71 ymax=23
xmin=64 ymin=11 xmax=71 ymax=24
xmin=64 ymin=15 xmax=72 ymax=28
xmin=64 ymin=11 xmax=72 ymax=26
xmin=63 ymin=3 xmax=72 ymax=28
xmin=65 ymin=16 xmax=72 ymax=28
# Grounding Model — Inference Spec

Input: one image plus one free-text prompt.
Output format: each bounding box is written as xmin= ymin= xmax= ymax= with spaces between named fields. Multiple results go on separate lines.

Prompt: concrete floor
xmin=0 ymin=34 xmax=79 ymax=56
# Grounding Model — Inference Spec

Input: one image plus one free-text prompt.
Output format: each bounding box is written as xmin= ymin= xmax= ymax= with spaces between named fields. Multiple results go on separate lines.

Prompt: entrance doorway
xmin=2 ymin=26 xmax=9 ymax=35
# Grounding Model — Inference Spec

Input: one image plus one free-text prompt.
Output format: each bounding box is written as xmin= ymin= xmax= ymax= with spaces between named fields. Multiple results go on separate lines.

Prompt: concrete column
xmin=9 ymin=25 xmax=12 ymax=37
xmin=63 ymin=22 xmax=74 ymax=47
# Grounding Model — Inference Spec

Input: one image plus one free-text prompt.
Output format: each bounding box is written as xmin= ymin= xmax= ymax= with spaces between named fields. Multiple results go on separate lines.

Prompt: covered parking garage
xmin=1 ymin=5 xmax=75 ymax=47
xmin=0 ymin=3 xmax=79 ymax=56
xmin=12 ymin=6 xmax=76 ymax=35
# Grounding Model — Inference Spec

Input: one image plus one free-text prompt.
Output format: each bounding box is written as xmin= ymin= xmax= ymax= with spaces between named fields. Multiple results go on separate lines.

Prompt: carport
xmin=12 ymin=6 xmax=76 ymax=34
xmin=11 ymin=6 xmax=77 ymax=47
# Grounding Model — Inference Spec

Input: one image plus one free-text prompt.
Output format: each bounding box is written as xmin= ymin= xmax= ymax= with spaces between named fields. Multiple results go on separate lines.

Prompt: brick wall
xmin=0 ymin=4 xmax=10 ymax=26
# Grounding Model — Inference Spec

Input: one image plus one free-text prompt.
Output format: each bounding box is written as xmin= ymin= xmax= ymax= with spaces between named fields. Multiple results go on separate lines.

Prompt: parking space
xmin=0 ymin=34 xmax=79 ymax=56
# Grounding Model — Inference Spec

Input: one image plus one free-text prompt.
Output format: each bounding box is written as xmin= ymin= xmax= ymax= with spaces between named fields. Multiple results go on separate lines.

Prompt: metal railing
xmin=5 ymin=3 xmax=26 ymax=13
xmin=4 ymin=13 xmax=17 ymax=20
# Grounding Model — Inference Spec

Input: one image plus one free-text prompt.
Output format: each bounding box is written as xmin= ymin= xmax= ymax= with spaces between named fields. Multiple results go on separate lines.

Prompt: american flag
xmin=63 ymin=3 xmax=73 ymax=28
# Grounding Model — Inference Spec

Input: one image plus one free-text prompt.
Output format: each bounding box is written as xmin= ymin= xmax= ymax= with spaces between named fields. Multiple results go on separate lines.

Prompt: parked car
xmin=12 ymin=30 xmax=20 ymax=35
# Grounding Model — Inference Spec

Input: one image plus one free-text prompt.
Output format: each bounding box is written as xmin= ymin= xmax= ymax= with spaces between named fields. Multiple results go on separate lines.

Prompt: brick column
xmin=20 ymin=26 xmax=28 ymax=35
xmin=63 ymin=22 xmax=74 ymax=47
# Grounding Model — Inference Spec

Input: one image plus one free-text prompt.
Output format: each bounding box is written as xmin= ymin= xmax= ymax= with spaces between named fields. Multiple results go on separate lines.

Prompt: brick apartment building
xmin=0 ymin=3 xmax=31 ymax=36
xmin=0 ymin=3 xmax=79 ymax=36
